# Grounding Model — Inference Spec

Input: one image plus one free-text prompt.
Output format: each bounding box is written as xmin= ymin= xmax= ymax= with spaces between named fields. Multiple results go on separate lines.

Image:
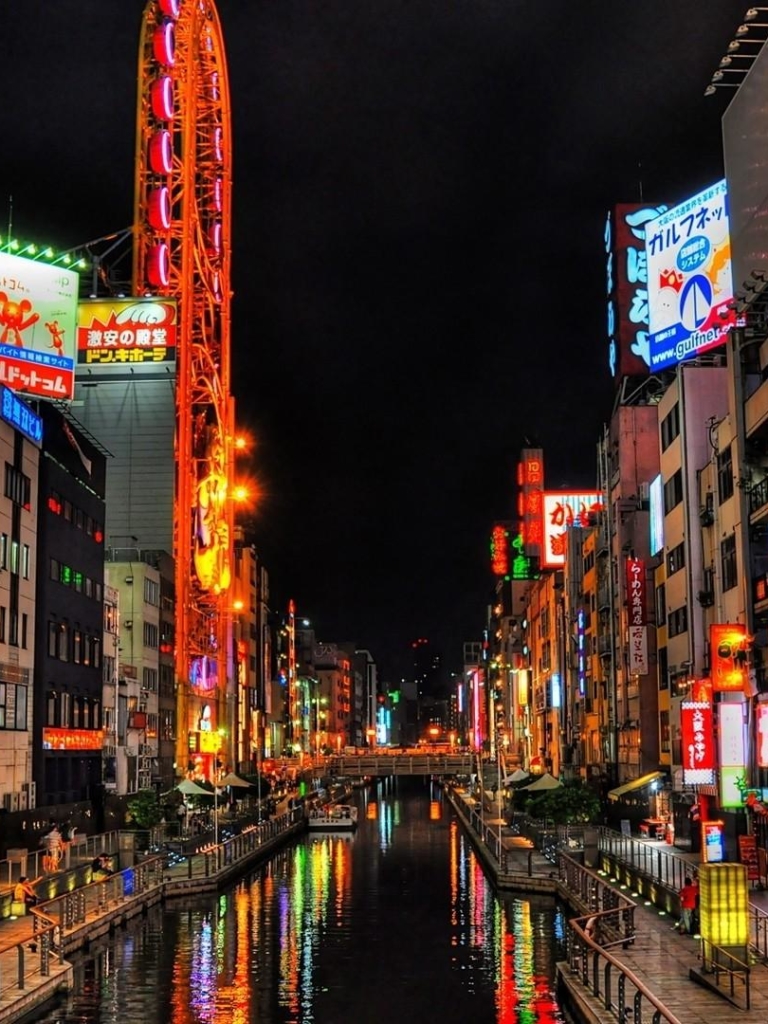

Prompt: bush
xmin=524 ymin=781 xmax=600 ymax=825
xmin=126 ymin=789 xmax=164 ymax=830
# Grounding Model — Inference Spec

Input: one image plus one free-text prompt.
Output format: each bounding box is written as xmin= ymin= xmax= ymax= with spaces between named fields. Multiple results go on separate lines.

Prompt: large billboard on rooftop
xmin=645 ymin=180 xmax=734 ymax=371
xmin=0 ymin=251 xmax=78 ymax=400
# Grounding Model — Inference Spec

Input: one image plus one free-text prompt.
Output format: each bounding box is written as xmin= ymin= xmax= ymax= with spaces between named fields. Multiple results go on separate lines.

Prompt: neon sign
xmin=42 ymin=728 xmax=104 ymax=751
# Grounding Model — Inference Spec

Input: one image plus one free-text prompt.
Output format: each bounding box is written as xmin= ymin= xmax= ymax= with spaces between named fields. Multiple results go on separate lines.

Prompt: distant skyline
xmin=0 ymin=1 xmax=750 ymax=680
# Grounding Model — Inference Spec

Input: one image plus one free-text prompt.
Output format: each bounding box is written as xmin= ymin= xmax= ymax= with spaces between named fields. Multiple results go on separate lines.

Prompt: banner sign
xmin=681 ymin=683 xmax=715 ymax=784
xmin=626 ymin=557 xmax=646 ymax=626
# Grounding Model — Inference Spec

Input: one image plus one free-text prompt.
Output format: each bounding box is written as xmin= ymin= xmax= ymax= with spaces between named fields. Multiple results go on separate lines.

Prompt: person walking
xmin=40 ymin=823 xmax=64 ymax=873
xmin=678 ymin=876 xmax=699 ymax=934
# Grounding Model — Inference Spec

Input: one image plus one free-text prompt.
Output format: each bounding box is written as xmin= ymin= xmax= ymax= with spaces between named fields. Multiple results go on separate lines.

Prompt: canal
xmin=30 ymin=777 xmax=568 ymax=1024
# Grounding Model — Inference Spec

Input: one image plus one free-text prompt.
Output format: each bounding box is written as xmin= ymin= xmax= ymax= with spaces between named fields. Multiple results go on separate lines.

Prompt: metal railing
xmin=558 ymin=855 xmax=636 ymax=947
xmin=0 ymin=893 xmax=67 ymax=1001
xmin=699 ymin=938 xmax=751 ymax=1010
xmin=749 ymin=902 xmax=768 ymax=963
xmin=597 ymin=826 xmax=691 ymax=893
xmin=1 ymin=830 xmax=122 ymax=893
xmin=568 ymin=915 xmax=683 ymax=1024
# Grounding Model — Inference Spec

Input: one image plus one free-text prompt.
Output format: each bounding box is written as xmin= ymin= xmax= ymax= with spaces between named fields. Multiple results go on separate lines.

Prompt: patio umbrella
xmin=503 ymin=768 xmax=530 ymax=784
xmin=176 ymin=779 xmax=215 ymax=797
xmin=522 ymin=772 xmax=562 ymax=791
xmin=218 ymin=772 xmax=253 ymax=788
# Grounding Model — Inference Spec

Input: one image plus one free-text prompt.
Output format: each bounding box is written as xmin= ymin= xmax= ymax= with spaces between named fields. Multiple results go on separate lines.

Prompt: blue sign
xmin=0 ymin=386 xmax=43 ymax=446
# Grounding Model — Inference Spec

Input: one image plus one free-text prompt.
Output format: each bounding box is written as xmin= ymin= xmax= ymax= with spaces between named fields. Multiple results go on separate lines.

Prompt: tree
xmin=126 ymin=789 xmax=164 ymax=830
xmin=524 ymin=781 xmax=600 ymax=825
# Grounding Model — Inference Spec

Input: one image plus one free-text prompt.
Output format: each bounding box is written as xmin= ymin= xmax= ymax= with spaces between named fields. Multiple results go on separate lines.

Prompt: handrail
xmin=596 ymin=825 xmax=691 ymax=893
xmin=749 ymin=901 xmax=768 ymax=963
xmin=569 ymin=916 xmax=684 ymax=1024
xmin=0 ymin=894 xmax=65 ymax=1000
xmin=700 ymin=937 xmax=751 ymax=1010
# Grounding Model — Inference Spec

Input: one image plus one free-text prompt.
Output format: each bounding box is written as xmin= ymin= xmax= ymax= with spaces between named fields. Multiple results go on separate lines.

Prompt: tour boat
xmin=307 ymin=804 xmax=358 ymax=831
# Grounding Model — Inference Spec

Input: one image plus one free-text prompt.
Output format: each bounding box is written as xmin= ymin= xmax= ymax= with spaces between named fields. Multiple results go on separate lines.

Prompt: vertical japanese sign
xmin=719 ymin=701 xmax=746 ymax=809
xmin=626 ymin=556 xmax=648 ymax=675
xmin=645 ymin=180 xmax=734 ymax=370
xmin=681 ymin=679 xmax=715 ymax=785
xmin=710 ymin=623 xmax=750 ymax=693
xmin=490 ymin=523 xmax=510 ymax=577
xmin=0 ymin=251 xmax=78 ymax=400
xmin=577 ymin=608 xmax=586 ymax=698
xmin=606 ymin=202 xmax=668 ymax=379
xmin=517 ymin=448 xmax=544 ymax=559
xmin=541 ymin=491 xmax=604 ymax=569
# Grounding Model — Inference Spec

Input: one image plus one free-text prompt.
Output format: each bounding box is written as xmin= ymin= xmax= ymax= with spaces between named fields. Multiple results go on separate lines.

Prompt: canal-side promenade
xmin=0 ymin=805 xmax=305 ymax=1023
xmin=448 ymin=783 xmax=768 ymax=1024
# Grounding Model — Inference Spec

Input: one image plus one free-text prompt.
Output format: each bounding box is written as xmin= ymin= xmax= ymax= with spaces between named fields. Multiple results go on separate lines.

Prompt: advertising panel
xmin=628 ymin=625 xmax=648 ymax=675
xmin=517 ymin=448 xmax=544 ymax=558
xmin=606 ymin=202 xmax=668 ymax=379
xmin=42 ymin=727 xmax=104 ymax=751
xmin=0 ymin=386 xmax=42 ymax=446
xmin=490 ymin=523 xmax=510 ymax=577
xmin=649 ymin=474 xmax=664 ymax=555
xmin=719 ymin=701 xmax=746 ymax=809
xmin=645 ymin=180 xmax=734 ymax=370
xmin=0 ymin=251 xmax=78 ymax=400
xmin=758 ymin=703 xmax=768 ymax=770
xmin=77 ymin=297 xmax=177 ymax=367
xmin=625 ymin=557 xmax=646 ymax=625
xmin=710 ymin=622 xmax=750 ymax=693
xmin=540 ymin=491 xmax=604 ymax=569
xmin=681 ymin=680 xmax=715 ymax=785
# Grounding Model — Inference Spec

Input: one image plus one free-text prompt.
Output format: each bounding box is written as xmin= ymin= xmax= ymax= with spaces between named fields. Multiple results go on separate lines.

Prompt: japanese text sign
xmin=681 ymin=683 xmax=715 ymax=785
xmin=516 ymin=448 xmax=544 ymax=557
xmin=490 ymin=523 xmax=510 ymax=577
xmin=42 ymin=727 xmax=104 ymax=751
xmin=645 ymin=180 xmax=734 ymax=370
xmin=77 ymin=297 xmax=177 ymax=367
xmin=607 ymin=202 xmax=668 ymax=379
xmin=0 ymin=386 xmax=42 ymax=446
xmin=0 ymin=251 xmax=78 ymax=401
xmin=625 ymin=557 xmax=646 ymax=626
xmin=719 ymin=701 xmax=746 ymax=808
xmin=541 ymin=491 xmax=604 ymax=568
xmin=628 ymin=625 xmax=648 ymax=675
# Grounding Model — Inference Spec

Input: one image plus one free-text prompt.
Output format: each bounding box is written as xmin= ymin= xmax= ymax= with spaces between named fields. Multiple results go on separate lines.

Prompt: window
xmin=47 ymin=620 xmax=58 ymax=657
xmin=660 ymin=403 xmax=680 ymax=450
xmin=0 ymin=683 xmax=28 ymax=731
xmin=666 ymin=542 xmax=686 ymax=576
xmin=73 ymin=629 xmax=83 ymax=665
xmin=21 ymin=613 xmax=27 ymax=650
xmin=60 ymin=691 xmax=71 ymax=728
xmin=50 ymin=557 xmax=59 ymax=582
xmin=63 ymin=500 xmax=72 ymax=521
xmin=0 ymin=607 xmax=5 ymax=644
xmin=90 ymin=636 xmax=101 ymax=669
xmin=668 ymin=605 xmax=688 ymax=637
xmin=142 ymin=667 xmax=158 ymax=692
xmin=46 ymin=691 xmax=58 ymax=727
xmin=21 ymin=544 xmax=30 ymax=580
xmin=4 ymin=464 xmax=30 ymax=508
xmin=655 ymin=584 xmax=666 ymax=627
xmin=9 ymin=611 xmax=17 ymax=647
xmin=143 ymin=622 xmax=159 ymax=648
xmin=0 ymin=534 xmax=6 ymax=570
xmin=660 ymin=710 xmax=671 ymax=753
xmin=658 ymin=646 xmax=668 ymax=691
xmin=717 ymin=444 xmax=734 ymax=503
xmin=9 ymin=541 xmax=18 ymax=575
xmin=58 ymin=622 xmax=69 ymax=661
xmin=144 ymin=578 xmax=159 ymax=606
xmin=663 ymin=470 xmax=683 ymax=514
xmin=721 ymin=533 xmax=738 ymax=592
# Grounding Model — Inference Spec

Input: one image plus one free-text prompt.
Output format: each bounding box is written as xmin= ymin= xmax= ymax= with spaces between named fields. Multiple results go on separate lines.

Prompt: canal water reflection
xmin=32 ymin=778 xmax=567 ymax=1024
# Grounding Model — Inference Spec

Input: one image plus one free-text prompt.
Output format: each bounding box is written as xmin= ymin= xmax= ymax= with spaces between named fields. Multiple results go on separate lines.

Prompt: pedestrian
xmin=13 ymin=876 xmax=37 ymax=909
xmin=678 ymin=876 xmax=698 ymax=934
xmin=40 ymin=822 xmax=63 ymax=872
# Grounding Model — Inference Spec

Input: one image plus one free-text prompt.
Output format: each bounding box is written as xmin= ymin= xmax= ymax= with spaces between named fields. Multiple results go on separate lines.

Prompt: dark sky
xmin=0 ymin=1 xmax=750 ymax=680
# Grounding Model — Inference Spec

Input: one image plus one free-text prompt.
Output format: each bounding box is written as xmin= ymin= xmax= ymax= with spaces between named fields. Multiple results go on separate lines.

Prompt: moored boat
xmin=307 ymin=804 xmax=358 ymax=830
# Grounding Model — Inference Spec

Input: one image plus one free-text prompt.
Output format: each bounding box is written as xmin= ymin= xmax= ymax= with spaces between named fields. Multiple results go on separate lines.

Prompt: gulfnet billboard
xmin=645 ymin=180 xmax=734 ymax=371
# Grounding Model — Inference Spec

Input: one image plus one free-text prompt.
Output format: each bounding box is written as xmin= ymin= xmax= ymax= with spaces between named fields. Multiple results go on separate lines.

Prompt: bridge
xmin=315 ymin=754 xmax=475 ymax=777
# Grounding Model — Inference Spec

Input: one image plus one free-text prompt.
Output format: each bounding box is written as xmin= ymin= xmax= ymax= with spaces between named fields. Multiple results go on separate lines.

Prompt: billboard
xmin=719 ymin=701 xmax=746 ymax=809
xmin=681 ymin=679 xmax=715 ymax=785
xmin=541 ymin=491 xmax=604 ymax=568
xmin=77 ymin=297 xmax=177 ymax=367
xmin=645 ymin=180 xmax=734 ymax=371
xmin=516 ymin=448 xmax=544 ymax=558
xmin=0 ymin=251 xmax=78 ymax=400
xmin=606 ymin=202 xmax=668 ymax=379
xmin=649 ymin=474 xmax=664 ymax=555
xmin=710 ymin=623 xmax=750 ymax=693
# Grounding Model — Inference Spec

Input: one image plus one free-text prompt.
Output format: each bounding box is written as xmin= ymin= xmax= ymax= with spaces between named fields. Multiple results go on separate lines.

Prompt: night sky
xmin=0 ymin=1 xmax=750 ymax=679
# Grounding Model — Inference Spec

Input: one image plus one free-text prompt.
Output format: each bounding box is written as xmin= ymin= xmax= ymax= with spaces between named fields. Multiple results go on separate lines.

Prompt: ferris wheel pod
xmin=212 ymin=126 xmax=223 ymax=162
xmin=211 ymin=177 xmax=223 ymax=212
xmin=158 ymin=0 xmax=181 ymax=18
xmin=149 ymin=130 xmax=173 ymax=174
xmin=147 ymin=243 xmax=170 ymax=288
xmin=150 ymin=76 xmax=174 ymax=121
xmin=207 ymin=221 xmax=222 ymax=255
xmin=148 ymin=187 xmax=172 ymax=231
xmin=153 ymin=21 xmax=176 ymax=67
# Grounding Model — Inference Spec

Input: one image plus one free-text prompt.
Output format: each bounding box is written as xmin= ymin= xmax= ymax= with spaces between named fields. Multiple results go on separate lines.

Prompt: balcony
xmin=598 ymin=635 xmax=613 ymax=657
xmin=749 ymin=476 xmax=768 ymax=521
xmin=745 ymin=374 xmax=768 ymax=437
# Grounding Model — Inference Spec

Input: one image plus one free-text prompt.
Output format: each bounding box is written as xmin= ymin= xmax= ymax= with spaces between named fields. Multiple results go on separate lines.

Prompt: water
xmin=31 ymin=778 xmax=567 ymax=1024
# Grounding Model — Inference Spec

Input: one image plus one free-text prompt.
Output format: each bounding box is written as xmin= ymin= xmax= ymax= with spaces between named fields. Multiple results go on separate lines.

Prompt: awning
xmin=607 ymin=771 xmax=666 ymax=802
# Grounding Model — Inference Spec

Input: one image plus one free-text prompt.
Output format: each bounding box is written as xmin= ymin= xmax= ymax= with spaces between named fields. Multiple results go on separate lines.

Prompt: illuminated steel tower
xmin=133 ymin=0 xmax=235 ymax=772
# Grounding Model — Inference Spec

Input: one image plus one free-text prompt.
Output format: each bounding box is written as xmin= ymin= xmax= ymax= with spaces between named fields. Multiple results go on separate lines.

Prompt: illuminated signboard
xmin=699 ymin=862 xmax=749 ymax=952
xmin=626 ymin=557 xmax=648 ymax=675
xmin=701 ymin=822 xmax=725 ymax=864
xmin=517 ymin=668 xmax=529 ymax=708
xmin=0 ymin=251 xmax=78 ymax=400
xmin=681 ymin=679 xmax=715 ymax=785
xmin=550 ymin=672 xmax=561 ymax=709
xmin=646 ymin=180 xmax=734 ymax=370
xmin=577 ymin=609 xmax=586 ymax=697
xmin=490 ymin=523 xmax=510 ymax=577
xmin=719 ymin=701 xmax=746 ymax=808
xmin=76 ymin=297 xmax=177 ymax=367
xmin=0 ymin=386 xmax=42 ymax=446
xmin=510 ymin=532 xmax=539 ymax=581
xmin=42 ymin=728 xmax=104 ymax=751
xmin=758 ymin=703 xmax=768 ymax=769
xmin=517 ymin=448 xmax=544 ymax=558
xmin=710 ymin=623 xmax=750 ymax=693
xmin=649 ymin=474 xmax=664 ymax=555
xmin=541 ymin=491 xmax=604 ymax=569
xmin=606 ymin=202 xmax=668 ymax=379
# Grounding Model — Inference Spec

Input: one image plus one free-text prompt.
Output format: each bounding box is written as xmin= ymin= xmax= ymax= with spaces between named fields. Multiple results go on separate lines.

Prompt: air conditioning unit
xmin=18 ymin=791 xmax=28 ymax=811
xmin=2 ymin=793 xmax=19 ymax=812
xmin=21 ymin=781 xmax=36 ymax=809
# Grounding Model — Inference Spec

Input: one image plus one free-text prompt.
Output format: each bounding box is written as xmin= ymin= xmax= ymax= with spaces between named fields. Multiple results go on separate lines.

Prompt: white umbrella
xmin=521 ymin=772 xmax=562 ymax=791
xmin=503 ymin=769 xmax=530 ymax=784
xmin=176 ymin=779 xmax=215 ymax=797
xmin=218 ymin=772 xmax=253 ymax=788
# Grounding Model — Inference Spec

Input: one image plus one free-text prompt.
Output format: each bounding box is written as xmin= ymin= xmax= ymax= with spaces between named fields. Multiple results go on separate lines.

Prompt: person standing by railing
xmin=40 ymin=822 xmax=64 ymax=873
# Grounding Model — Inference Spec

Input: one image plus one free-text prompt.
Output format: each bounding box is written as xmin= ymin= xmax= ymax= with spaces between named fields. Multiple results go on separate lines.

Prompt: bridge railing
xmin=320 ymin=754 xmax=475 ymax=777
